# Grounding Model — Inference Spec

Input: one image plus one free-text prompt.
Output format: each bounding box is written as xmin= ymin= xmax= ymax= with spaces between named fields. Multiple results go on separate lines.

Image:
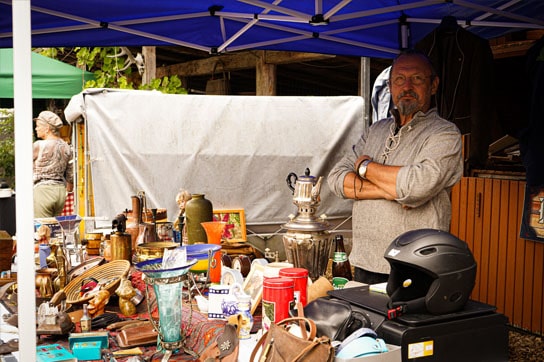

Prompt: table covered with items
xmin=0 ymin=169 xmax=509 ymax=361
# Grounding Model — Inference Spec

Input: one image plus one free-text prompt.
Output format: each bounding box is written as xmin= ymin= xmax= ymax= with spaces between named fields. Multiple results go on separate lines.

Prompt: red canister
xmin=262 ymin=277 xmax=294 ymax=330
xmin=279 ymin=267 xmax=309 ymax=307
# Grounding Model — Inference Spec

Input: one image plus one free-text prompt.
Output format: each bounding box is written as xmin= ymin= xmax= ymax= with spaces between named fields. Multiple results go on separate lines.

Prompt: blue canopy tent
xmin=2 ymin=1 xmax=544 ymax=360
xmin=2 ymin=1 xmax=544 ymax=58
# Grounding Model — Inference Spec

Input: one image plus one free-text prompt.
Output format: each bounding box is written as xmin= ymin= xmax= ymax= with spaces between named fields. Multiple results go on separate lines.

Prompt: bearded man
xmin=328 ymin=50 xmax=463 ymax=284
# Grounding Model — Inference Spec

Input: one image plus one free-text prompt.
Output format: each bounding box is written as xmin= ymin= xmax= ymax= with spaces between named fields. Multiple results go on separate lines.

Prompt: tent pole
xmin=12 ymin=0 xmax=38 ymax=360
xmin=359 ymin=57 xmax=371 ymax=133
xmin=399 ymin=15 xmax=410 ymax=50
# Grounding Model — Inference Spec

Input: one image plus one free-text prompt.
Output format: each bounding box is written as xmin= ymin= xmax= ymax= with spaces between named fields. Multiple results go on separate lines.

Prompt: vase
xmin=200 ymin=221 xmax=226 ymax=284
xmin=56 ymin=215 xmax=84 ymax=268
xmin=135 ymin=256 xmax=197 ymax=358
xmin=184 ymin=194 xmax=213 ymax=244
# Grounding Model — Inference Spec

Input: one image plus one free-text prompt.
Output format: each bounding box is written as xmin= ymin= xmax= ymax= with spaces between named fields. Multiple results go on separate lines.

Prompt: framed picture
xmin=242 ymin=263 xmax=265 ymax=315
xmin=212 ymin=209 xmax=247 ymax=242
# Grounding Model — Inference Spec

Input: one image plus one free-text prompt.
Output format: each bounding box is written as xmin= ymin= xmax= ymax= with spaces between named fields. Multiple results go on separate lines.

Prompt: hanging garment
xmin=416 ymin=18 xmax=498 ymax=171
xmin=371 ymin=66 xmax=393 ymax=124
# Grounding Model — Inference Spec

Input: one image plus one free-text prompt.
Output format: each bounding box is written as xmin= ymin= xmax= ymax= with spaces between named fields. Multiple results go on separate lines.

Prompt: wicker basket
xmin=64 ymin=260 xmax=130 ymax=305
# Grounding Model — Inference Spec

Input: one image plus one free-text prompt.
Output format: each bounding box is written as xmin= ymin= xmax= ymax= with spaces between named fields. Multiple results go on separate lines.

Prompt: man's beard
xmin=397 ymin=100 xmax=420 ymax=116
xmin=396 ymin=90 xmax=420 ymax=116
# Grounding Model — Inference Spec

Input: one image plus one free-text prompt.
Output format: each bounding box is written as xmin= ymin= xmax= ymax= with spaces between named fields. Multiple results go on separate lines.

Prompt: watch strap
xmin=357 ymin=158 xmax=372 ymax=179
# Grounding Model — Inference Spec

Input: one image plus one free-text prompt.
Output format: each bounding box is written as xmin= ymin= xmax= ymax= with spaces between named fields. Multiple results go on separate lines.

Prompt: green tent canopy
xmin=0 ymin=49 xmax=94 ymax=99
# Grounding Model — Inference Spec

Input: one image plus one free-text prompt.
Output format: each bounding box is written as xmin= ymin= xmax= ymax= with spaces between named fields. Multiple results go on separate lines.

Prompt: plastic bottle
xmin=80 ymin=303 xmax=92 ymax=332
xmin=332 ymin=235 xmax=352 ymax=289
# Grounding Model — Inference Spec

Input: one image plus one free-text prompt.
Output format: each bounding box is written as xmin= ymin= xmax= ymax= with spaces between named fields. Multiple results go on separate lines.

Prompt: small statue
xmin=174 ymin=189 xmax=191 ymax=243
xmin=46 ymin=243 xmax=58 ymax=269
xmin=87 ymin=289 xmax=110 ymax=318
xmin=35 ymin=272 xmax=54 ymax=298
xmin=175 ymin=189 xmax=192 ymax=216
xmin=116 ymin=277 xmax=137 ymax=316
xmin=36 ymin=224 xmax=51 ymax=244
xmin=53 ymin=243 xmax=67 ymax=291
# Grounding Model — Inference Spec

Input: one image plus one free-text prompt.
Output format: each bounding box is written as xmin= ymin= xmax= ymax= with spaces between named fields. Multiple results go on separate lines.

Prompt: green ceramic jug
xmin=185 ymin=194 xmax=213 ymax=244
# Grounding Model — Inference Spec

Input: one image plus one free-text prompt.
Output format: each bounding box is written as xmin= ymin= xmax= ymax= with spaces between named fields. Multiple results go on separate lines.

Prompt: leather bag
xmin=205 ymin=61 xmax=230 ymax=95
xmin=250 ymin=317 xmax=334 ymax=362
xmin=302 ymin=297 xmax=371 ymax=342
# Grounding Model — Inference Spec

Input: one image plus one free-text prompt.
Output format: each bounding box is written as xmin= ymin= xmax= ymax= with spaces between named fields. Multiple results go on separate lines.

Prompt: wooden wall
xmin=450 ymin=177 xmax=544 ymax=335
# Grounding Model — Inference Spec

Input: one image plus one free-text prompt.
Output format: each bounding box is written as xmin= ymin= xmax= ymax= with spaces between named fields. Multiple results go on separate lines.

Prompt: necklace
xmin=381 ymin=122 xmax=402 ymax=162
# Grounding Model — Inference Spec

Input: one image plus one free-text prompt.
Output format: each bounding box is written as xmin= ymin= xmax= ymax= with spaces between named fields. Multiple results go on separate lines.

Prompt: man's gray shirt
xmin=328 ymin=108 xmax=463 ymax=274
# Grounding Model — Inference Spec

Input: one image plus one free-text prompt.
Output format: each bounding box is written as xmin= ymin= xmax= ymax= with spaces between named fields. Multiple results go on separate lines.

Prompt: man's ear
xmin=431 ymin=76 xmax=439 ymax=95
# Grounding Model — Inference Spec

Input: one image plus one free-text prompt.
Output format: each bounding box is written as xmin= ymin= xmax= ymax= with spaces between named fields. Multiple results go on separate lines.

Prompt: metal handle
xmin=286 ymin=172 xmax=298 ymax=194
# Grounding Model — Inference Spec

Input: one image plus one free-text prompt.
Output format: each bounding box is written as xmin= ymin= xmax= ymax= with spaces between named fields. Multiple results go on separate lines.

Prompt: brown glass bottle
xmin=332 ymin=235 xmax=352 ymax=288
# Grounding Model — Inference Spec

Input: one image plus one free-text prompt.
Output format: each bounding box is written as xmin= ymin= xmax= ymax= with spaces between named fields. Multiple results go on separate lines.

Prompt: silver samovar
xmin=282 ymin=168 xmax=332 ymax=281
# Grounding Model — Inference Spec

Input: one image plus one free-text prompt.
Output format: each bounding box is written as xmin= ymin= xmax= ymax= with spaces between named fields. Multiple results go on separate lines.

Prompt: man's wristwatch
xmin=357 ymin=159 xmax=372 ymax=179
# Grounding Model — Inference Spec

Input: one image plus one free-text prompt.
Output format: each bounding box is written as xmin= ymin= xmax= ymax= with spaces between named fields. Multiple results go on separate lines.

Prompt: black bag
xmin=302 ymin=297 xmax=371 ymax=342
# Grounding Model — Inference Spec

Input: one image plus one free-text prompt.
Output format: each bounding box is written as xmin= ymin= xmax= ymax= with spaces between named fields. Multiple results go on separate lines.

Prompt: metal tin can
xmin=110 ymin=232 xmax=132 ymax=261
xmin=279 ymin=267 xmax=309 ymax=307
xmin=262 ymin=277 xmax=294 ymax=330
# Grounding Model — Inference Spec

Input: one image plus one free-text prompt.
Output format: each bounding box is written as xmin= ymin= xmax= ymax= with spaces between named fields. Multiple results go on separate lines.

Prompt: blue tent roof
xmin=1 ymin=1 xmax=543 ymax=58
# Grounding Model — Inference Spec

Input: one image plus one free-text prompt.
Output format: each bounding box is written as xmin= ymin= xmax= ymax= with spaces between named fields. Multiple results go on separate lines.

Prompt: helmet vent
xmin=418 ymin=247 xmax=437 ymax=255
xmin=449 ymin=291 xmax=463 ymax=302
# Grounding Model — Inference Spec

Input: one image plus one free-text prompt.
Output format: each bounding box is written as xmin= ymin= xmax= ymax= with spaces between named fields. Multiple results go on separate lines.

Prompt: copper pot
xmin=135 ymin=241 xmax=178 ymax=263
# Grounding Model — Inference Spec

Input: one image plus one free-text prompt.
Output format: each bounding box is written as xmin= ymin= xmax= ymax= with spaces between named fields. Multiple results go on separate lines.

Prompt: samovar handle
xmin=286 ymin=172 xmax=298 ymax=194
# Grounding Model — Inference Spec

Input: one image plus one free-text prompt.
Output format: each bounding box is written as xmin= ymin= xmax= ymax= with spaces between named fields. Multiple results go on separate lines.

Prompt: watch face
xmin=358 ymin=163 xmax=366 ymax=177
xmin=223 ymin=272 xmax=235 ymax=285
xmin=232 ymin=255 xmax=252 ymax=277
xmin=221 ymin=267 xmax=243 ymax=285
xmin=232 ymin=258 xmax=242 ymax=271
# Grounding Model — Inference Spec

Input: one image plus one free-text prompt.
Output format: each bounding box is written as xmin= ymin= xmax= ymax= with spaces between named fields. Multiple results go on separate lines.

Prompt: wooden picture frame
xmin=212 ymin=209 xmax=247 ymax=242
xmin=242 ymin=263 xmax=265 ymax=315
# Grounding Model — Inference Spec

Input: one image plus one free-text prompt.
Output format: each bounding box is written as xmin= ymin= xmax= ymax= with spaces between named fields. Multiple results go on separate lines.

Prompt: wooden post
xmin=256 ymin=51 xmax=276 ymax=96
xmin=142 ymin=46 xmax=156 ymax=85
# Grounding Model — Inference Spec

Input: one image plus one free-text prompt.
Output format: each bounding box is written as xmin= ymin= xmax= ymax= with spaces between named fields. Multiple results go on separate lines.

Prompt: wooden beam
xmin=264 ymin=51 xmax=335 ymax=65
xmin=491 ymin=40 xmax=535 ymax=59
xmin=489 ymin=29 xmax=544 ymax=59
xmin=156 ymin=50 xmax=336 ymax=78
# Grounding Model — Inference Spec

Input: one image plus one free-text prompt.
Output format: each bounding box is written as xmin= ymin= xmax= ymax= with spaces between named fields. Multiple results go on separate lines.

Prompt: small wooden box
xmin=0 ymin=230 xmax=13 ymax=273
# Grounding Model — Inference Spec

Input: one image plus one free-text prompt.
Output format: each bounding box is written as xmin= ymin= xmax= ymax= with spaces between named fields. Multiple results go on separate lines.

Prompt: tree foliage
xmin=0 ymin=109 xmax=15 ymax=187
xmin=39 ymin=47 xmax=187 ymax=93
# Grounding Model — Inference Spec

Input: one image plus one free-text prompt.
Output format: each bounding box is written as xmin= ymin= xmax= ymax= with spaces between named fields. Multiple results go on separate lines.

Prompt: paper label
xmin=408 ymin=340 xmax=434 ymax=358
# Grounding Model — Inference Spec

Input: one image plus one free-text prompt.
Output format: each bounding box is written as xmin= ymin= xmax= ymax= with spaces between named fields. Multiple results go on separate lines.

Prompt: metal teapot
xmin=286 ymin=168 xmax=323 ymax=207
xmin=283 ymin=168 xmax=331 ymax=281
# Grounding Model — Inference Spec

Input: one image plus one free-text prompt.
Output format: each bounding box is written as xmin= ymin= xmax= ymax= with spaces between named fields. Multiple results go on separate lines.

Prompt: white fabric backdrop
xmin=65 ymin=89 xmax=366 ymax=229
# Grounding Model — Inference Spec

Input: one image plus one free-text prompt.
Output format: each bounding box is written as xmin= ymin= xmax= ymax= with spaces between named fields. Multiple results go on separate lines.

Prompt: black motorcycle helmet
xmin=384 ymin=229 xmax=476 ymax=316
